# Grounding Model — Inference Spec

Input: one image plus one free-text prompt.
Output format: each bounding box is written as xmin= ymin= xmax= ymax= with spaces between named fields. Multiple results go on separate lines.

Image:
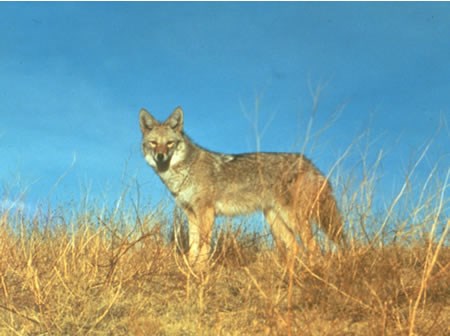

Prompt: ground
xmin=0 ymin=209 xmax=448 ymax=335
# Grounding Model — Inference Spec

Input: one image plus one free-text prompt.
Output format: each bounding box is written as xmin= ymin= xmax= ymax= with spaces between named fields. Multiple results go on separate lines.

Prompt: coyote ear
xmin=139 ymin=108 xmax=158 ymax=133
xmin=165 ymin=106 xmax=184 ymax=132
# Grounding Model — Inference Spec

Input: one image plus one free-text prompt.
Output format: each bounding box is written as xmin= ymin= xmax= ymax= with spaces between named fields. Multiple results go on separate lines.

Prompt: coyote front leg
xmin=186 ymin=206 xmax=215 ymax=266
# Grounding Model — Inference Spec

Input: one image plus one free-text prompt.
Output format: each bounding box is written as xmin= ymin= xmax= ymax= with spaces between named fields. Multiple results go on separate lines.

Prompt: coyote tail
xmin=317 ymin=186 xmax=348 ymax=249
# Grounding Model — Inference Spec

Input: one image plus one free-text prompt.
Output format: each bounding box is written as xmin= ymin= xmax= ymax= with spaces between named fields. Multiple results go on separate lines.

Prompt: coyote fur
xmin=139 ymin=107 xmax=344 ymax=265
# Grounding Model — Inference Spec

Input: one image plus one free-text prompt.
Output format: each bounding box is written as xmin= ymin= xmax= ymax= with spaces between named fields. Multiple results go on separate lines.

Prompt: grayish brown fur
xmin=139 ymin=107 xmax=344 ymax=265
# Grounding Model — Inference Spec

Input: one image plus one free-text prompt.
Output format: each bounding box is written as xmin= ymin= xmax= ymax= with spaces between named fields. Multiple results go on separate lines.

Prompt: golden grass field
xmin=1 ymin=140 xmax=449 ymax=335
xmin=0 ymin=194 xmax=448 ymax=336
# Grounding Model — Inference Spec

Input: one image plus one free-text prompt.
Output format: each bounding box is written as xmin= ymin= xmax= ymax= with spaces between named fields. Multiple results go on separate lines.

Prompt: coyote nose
xmin=156 ymin=153 xmax=165 ymax=162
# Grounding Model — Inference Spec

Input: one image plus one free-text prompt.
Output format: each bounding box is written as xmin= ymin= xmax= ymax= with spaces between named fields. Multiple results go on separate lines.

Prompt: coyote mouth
xmin=155 ymin=156 xmax=171 ymax=172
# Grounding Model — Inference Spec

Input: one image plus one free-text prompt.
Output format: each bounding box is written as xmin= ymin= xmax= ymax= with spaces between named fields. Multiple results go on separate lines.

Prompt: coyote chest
xmin=158 ymin=165 xmax=195 ymax=205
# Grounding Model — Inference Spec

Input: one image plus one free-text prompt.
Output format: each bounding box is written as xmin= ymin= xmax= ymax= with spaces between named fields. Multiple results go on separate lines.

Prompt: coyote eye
xmin=167 ymin=141 xmax=175 ymax=148
xmin=148 ymin=141 xmax=157 ymax=148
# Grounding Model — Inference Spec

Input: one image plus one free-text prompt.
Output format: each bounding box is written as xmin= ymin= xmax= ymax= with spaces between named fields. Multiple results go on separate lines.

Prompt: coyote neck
xmin=156 ymin=134 xmax=201 ymax=196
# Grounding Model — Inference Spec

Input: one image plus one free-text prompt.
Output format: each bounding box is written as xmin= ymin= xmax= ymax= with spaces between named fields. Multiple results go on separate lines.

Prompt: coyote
xmin=139 ymin=107 xmax=344 ymax=265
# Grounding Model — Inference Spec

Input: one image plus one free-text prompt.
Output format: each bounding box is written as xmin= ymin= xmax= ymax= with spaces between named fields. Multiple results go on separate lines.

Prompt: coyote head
xmin=139 ymin=107 xmax=185 ymax=172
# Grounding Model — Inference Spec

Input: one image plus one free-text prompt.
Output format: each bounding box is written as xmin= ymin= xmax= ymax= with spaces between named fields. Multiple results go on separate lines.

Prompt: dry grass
xmin=0 ymin=199 xmax=448 ymax=336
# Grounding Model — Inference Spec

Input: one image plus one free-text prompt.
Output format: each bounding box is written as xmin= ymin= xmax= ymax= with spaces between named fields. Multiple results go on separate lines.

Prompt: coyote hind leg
xmin=297 ymin=217 xmax=320 ymax=255
xmin=278 ymin=206 xmax=320 ymax=256
xmin=264 ymin=208 xmax=299 ymax=257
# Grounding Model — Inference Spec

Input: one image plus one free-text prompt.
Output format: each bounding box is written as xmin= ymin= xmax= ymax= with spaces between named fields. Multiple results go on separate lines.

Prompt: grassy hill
xmin=0 ymin=200 xmax=448 ymax=335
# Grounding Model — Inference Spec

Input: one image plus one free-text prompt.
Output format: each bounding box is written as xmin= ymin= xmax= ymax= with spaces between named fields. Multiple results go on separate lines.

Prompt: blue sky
xmin=1 ymin=2 xmax=449 ymax=214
